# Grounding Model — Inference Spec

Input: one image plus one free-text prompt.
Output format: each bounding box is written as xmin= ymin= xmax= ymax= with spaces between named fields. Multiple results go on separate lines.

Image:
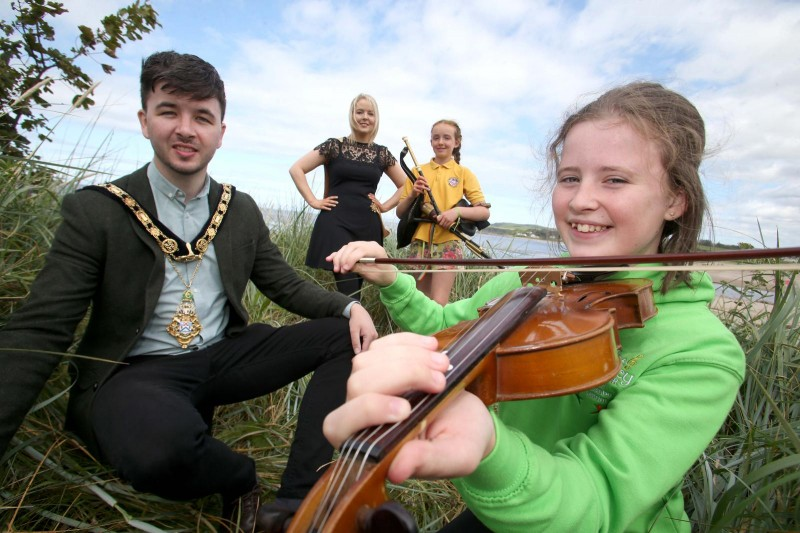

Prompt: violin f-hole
xmin=357 ymin=501 xmax=418 ymax=533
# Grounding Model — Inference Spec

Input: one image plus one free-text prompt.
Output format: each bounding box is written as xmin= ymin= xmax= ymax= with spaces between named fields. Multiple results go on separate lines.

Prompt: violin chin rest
xmin=357 ymin=500 xmax=418 ymax=533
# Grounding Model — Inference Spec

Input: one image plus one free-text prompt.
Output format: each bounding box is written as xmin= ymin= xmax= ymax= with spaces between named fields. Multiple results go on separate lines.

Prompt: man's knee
xmin=312 ymin=317 xmax=355 ymax=359
xmin=114 ymin=432 xmax=207 ymax=497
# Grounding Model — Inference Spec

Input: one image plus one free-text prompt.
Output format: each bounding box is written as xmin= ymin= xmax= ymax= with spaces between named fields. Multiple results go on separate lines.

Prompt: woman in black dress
xmin=289 ymin=93 xmax=406 ymax=299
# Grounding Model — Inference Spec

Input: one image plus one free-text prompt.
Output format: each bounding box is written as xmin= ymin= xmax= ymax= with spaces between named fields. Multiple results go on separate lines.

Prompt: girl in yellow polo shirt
xmin=396 ymin=119 xmax=490 ymax=305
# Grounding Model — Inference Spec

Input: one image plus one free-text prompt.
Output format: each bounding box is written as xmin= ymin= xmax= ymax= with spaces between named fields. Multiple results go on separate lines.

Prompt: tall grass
xmin=0 ymin=158 xmax=72 ymax=322
xmin=1 ymin=152 xmax=798 ymax=531
xmin=686 ymin=268 xmax=799 ymax=531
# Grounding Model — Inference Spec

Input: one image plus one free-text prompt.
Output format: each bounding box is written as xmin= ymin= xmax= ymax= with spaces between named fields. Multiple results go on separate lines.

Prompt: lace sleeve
xmin=314 ymin=138 xmax=342 ymax=162
xmin=377 ymin=144 xmax=398 ymax=170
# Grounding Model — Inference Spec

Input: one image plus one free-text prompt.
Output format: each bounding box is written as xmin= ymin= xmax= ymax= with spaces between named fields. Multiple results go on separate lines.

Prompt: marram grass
xmin=1 ymin=155 xmax=798 ymax=531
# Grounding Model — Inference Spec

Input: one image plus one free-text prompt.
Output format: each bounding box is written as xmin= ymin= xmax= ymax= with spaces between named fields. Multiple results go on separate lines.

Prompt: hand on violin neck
xmin=322 ymin=332 xmax=496 ymax=484
xmin=323 ymin=333 xmax=444 ymax=447
xmin=387 ymin=390 xmax=495 ymax=484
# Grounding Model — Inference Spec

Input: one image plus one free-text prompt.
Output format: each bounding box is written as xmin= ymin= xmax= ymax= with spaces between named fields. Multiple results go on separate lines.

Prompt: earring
xmin=668 ymin=211 xmax=675 ymax=219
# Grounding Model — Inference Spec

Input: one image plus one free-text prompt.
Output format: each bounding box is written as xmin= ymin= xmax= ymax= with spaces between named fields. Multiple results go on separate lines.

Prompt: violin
xmin=287 ymin=276 xmax=656 ymax=533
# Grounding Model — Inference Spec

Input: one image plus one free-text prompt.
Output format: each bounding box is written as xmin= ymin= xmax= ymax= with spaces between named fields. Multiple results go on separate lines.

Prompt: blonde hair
xmin=348 ymin=93 xmax=380 ymax=143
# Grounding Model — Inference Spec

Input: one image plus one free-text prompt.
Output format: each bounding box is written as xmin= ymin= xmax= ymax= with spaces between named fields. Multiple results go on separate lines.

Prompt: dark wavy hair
xmin=140 ymin=51 xmax=226 ymax=119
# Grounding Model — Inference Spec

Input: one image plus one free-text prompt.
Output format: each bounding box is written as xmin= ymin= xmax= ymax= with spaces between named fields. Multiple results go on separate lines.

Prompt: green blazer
xmin=0 ymin=165 xmax=352 ymax=455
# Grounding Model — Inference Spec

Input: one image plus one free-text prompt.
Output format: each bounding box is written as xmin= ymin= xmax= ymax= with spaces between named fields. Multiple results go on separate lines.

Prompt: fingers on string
xmin=323 ymin=393 xmax=411 ymax=448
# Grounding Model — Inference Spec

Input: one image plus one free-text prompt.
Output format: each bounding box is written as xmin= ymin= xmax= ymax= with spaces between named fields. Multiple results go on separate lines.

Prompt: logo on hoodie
xmin=581 ymin=353 xmax=643 ymax=412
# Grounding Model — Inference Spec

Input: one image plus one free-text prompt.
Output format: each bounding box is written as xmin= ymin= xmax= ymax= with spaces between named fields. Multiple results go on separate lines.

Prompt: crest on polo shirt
xmin=448 ymin=177 xmax=459 ymax=187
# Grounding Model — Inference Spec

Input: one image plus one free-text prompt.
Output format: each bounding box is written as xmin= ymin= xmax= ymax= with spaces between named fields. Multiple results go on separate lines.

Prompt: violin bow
xmin=399 ymin=137 xmax=492 ymax=259
xmin=359 ymin=245 xmax=800 ymax=274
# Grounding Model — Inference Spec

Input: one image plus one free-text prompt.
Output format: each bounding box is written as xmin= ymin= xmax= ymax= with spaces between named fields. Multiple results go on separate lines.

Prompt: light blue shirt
xmin=128 ymin=163 xmax=229 ymax=355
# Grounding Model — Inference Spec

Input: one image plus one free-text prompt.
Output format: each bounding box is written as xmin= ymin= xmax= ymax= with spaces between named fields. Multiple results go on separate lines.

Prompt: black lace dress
xmin=305 ymin=137 xmax=398 ymax=269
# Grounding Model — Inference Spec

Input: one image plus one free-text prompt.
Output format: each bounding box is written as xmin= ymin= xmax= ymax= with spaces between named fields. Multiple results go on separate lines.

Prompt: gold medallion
xmin=166 ymin=289 xmax=203 ymax=348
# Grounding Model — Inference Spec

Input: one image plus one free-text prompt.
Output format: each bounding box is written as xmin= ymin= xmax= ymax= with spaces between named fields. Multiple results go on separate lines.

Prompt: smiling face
xmin=137 ymin=82 xmax=226 ymax=187
xmin=430 ymin=122 xmax=460 ymax=164
xmin=552 ymin=118 xmax=686 ymax=258
xmin=351 ymin=98 xmax=376 ymax=141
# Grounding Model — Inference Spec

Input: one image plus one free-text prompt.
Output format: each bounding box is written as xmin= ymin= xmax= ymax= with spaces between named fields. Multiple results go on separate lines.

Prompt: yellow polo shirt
xmin=400 ymin=158 xmax=487 ymax=244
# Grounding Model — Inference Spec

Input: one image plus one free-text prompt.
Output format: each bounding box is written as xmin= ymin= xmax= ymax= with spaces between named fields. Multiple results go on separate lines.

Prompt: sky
xmin=8 ymin=0 xmax=800 ymax=247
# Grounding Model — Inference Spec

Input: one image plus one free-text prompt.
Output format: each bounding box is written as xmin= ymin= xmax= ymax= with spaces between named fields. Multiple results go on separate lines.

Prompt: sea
xmin=469 ymin=232 xmax=560 ymax=260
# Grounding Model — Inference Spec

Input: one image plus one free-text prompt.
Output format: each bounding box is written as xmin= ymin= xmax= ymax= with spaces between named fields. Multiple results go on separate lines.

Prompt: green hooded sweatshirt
xmin=379 ymin=268 xmax=745 ymax=532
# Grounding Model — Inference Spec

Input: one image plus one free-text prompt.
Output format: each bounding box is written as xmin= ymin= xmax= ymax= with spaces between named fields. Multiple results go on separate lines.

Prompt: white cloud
xmin=30 ymin=0 xmax=800 ymax=247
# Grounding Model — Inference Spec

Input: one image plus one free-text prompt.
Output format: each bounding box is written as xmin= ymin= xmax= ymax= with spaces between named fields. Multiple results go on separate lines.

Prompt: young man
xmin=0 ymin=51 xmax=377 ymax=532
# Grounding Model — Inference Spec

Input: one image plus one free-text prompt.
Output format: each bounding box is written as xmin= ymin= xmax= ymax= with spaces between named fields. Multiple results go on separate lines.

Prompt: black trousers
xmin=90 ymin=318 xmax=353 ymax=503
xmin=441 ymin=509 xmax=492 ymax=532
xmin=333 ymin=272 xmax=363 ymax=301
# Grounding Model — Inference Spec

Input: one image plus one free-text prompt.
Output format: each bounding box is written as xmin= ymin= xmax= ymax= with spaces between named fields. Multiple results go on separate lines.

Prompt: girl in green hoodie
xmin=323 ymin=82 xmax=745 ymax=532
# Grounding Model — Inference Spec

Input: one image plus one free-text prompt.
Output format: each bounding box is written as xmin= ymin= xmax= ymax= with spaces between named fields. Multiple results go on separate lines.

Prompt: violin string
xmin=313 ymin=437 xmax=360 ymax=528
xmin=313 ymin=431 xmax=372 ymax=528
xmin=352 ymin=292 xmax=538 ymax=463
xmin=312 ymin=348 xmax=479 ymax=528
xmin=311 ymin=293 xmax=544 ymax=529
xmin=354 ymin=423 xmax=392 ymax=478
xmin=313 ymin=423 xmax=388 ymax=529
xmin=311 ymin=435 xmax=356 ymax=528
xmin=351 ymin=294 xmax=535 ymax=463
xmin=311 ymin=314 xmax=501 ymax=529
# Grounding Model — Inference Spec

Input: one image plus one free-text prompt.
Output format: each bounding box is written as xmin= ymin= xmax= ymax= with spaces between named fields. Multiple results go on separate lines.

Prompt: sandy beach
xmin=707 ymin=263 xmax=798 ymax=288
xmin=707 ymin=266 xmax=796 ymax=316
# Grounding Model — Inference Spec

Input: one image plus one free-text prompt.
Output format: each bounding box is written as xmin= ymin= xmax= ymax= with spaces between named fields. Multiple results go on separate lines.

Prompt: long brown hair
xmin=548 ymin=82 xmax=710 ymax=290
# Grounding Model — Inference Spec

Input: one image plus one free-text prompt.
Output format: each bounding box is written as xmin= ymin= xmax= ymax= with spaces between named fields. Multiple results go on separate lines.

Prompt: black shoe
xmin=221 ymin=485 xmax=262 ymax=533
xmin=255 ymin=497 xmax=303 ymax=533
